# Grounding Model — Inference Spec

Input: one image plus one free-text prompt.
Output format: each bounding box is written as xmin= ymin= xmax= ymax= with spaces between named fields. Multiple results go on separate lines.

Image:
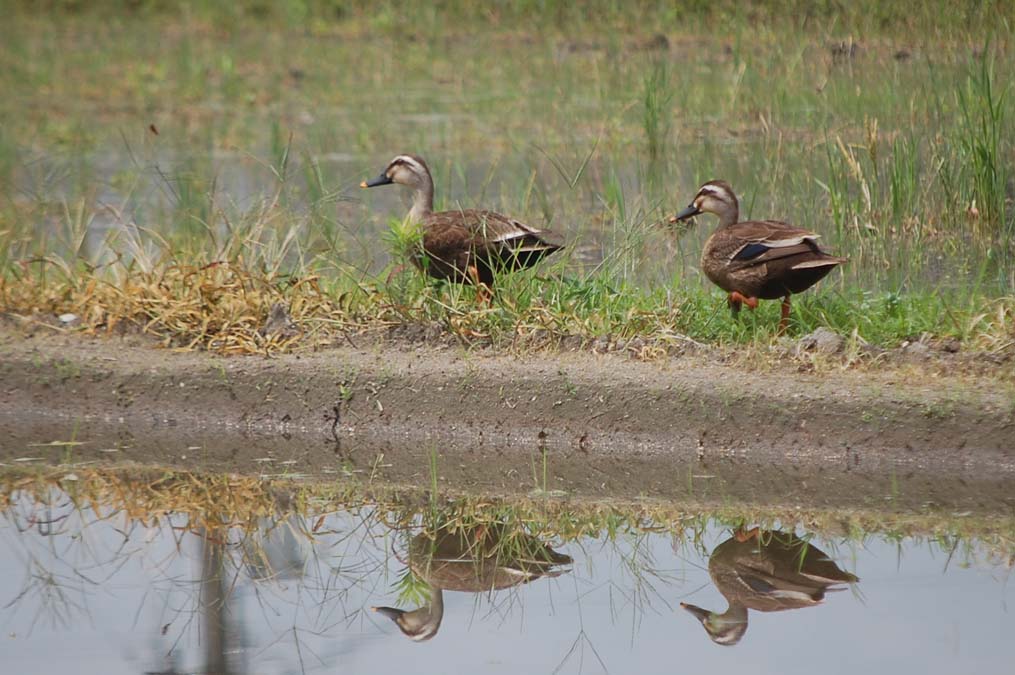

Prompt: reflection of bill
xmin=681 ymin=527 xmax=859 ymax=646
xmin=373 ymin=524 xmax=572 ymax=642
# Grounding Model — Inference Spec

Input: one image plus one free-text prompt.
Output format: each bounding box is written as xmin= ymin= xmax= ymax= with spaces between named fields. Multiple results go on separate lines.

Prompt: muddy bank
xmin=1 ymin=329 xmax=1013 ymax=513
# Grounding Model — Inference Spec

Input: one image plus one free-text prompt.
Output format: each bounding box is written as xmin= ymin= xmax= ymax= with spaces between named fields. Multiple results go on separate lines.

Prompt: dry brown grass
xmin=4 ymin=257 xmax=1013 ymax=386
xmin=0 ymin=253 xmax=697 ymax=357
xmin=0 ymin=260 xmax=369 ymax=354
xmin=2 ymin=467 xmax=283 ymax=531
xmin=2 ymin=466 xmax=1014 ymax=560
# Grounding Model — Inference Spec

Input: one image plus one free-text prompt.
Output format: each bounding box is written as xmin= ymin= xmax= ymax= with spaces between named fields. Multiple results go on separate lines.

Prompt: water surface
xmin=2 ymin=489 xmax=1011 ymax=674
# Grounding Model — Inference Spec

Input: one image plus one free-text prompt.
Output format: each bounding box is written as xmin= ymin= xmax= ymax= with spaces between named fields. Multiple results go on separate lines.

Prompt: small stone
xmin=902 ymin=341 xmax=931 ymax=359
xmin=830 ymin=40 xmax=858 ymax=60
xmin=58 ymin=313 xmax=79 ymax=326
xmin=644 ymin=33 xmax=669 ymax=51
xmin=560 ymin=335 xmax=583 ymax=351
xmin=798 ymin=327 xmax=844 ymax=354
xmin=858 ymin=343 xmax=886 ymax=359
xmin=261 ymin=303 xmax=301 ymax=338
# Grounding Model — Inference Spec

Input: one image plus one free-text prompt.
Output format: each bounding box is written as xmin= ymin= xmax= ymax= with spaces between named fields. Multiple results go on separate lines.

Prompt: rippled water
xmin=1 ymin=490 xmax=1012 ymax=675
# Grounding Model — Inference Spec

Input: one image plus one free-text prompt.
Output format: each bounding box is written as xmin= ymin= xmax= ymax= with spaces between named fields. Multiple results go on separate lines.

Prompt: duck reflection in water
xmin=373 ymin=523 xmax=572 ymax=641
xmin=681 ymin=527 xmax=859 ymax=646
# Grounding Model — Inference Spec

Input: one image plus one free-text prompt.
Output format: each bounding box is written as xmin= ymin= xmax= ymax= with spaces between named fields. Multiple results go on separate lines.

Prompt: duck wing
xmin=464 ymin=209 xmax=562 ymax=251
xmin=726 ymin=220 xmax=844 ymax=270
xmin=731 ymin=557 xmax=838 ymax=611
xmin=425 ymin=210 xmax=562 ymax=251
xmin=434 ymin=209 xmax=563 ymax=271
xmin=415 ymin=210 xmax=562 ymax=284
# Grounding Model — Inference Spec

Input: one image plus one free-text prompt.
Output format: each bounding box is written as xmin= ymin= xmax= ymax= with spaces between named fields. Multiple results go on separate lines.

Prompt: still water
xmin=1 ymin=490 xmax=1012 ymax=675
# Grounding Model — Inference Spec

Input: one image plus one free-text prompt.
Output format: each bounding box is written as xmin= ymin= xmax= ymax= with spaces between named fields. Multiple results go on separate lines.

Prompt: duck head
xmin=671 ymin=180 xmax=740 ymax=228
xmin=680 ymin=601 xmax=749 ymax=646
xmin=372 ymin=588 xmax=444 ymax=642
xmin=361 ymin=154 xmax=432 ymax=191
xmin=361 ymin=154 xmax=435 ymax=222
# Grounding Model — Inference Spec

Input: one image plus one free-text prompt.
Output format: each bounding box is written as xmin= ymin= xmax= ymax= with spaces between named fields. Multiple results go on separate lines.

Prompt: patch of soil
xmin=1 ymin=328 xmax=1013 ymax=513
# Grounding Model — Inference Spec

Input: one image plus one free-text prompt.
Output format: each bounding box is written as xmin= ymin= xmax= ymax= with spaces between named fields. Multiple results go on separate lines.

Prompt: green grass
xmin=7 ymin=1 xmax=1012 ymax=38
xmin=642 ymin=58 xmax=674 ymax=168
xmin=0 ymin=4 xmax=1013 ymax=354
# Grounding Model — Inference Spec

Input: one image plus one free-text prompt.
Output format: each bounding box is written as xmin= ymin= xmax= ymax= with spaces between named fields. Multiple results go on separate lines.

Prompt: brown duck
xmin=361 ymin=154 xmax=563 ymax=301
xmin=671 ymin=180 xmax=846 ymax=332
xmin=681 ymin=527 xmax=859 ymax=646
xmin=372 ymin=523 xmax=571 ymax=642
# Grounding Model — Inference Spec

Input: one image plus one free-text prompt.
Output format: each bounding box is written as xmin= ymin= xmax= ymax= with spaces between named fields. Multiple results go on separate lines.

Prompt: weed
xmin=1 ymin=5 xmax=1014 ymax=356
xmin=956 ymin=44 xmax=1010 ymax=235
xmin=642 ymin=59 xmax=673 ymax=167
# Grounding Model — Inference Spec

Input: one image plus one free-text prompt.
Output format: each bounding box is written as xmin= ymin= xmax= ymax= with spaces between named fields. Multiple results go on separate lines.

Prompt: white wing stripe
xmin=490 ymin=229 xmax=541 ymax=242
xmin=757 ymin=235 xmax=819 ymax=248
xmin=791 ymin=259 xmax=842 ymax=269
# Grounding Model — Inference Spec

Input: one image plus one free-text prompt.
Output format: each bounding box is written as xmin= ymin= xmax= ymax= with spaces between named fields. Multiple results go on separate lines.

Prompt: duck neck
xmin=715 ymin=203 xmax=739 ymax=229
xmin=408 ymin=176 xmax=435 ymax=224
xmin=707 ymin=602 xmax=749 ymax=645
xmin=429 ymin=586 xmax=444 ymax=617
xmin=718 ymin=602 xmax=748 ymax=624
xmin=413 ymin=587 xmax=444 ymax=637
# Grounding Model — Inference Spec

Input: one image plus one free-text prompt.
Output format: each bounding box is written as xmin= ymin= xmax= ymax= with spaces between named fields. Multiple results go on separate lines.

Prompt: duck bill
xmin=680 ymin=602 xmax=711 ymax=623
xmin=360 ymin=173 xmax=393 ymax=188
xmin=372 ymin=606 xmax=405 ymax=622
xmin=672 ymin=204 xmax=701 ymax=221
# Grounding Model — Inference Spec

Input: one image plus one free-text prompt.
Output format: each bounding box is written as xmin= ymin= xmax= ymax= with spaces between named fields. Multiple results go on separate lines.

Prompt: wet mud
xmin=1 ymin=329 xmax=1013 ymax=513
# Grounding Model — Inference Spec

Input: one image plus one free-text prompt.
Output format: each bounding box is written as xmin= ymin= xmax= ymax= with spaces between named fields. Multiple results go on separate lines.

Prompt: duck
xmin=680 ymin=527 xmax=859 ymax=646
xmin=361 ymin=154 xmax=563 ymax=301
xmin=372 ymin=522 xmax=571 ymax=641
xmin=671 ymin=180 xmax=846 ymax=332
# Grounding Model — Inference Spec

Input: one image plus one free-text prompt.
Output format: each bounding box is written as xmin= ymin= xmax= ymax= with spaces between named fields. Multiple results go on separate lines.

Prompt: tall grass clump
xmin=642 ymin=59 xmax=673 ymax=168
xmin=887 ymin=133 xmax=920 ymax=226
xmin=955 ymin=46 xmax=1010 ymax=237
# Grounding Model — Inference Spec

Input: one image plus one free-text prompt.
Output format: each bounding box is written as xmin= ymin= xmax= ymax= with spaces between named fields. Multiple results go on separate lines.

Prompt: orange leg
xmin=467 ymin=265 xmax=492 ymax=305
xmin=777 ymin=295 xmax=791 ymax=335
xmin=384 ymin=263 xmax=407 ymax=284
xmin=729 ymin=291 xmax=759 ymax=313
xmin=734 ymin=526 xmax=760 ymax=543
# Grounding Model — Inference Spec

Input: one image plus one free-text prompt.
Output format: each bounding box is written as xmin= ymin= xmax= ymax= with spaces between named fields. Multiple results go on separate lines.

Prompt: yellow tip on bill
xmin=359 ymin=180 xmax=368 ymax=188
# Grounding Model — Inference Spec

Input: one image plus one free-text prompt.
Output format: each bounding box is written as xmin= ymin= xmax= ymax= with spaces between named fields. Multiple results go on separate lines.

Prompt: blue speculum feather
xmin=733 ymin=243 xmax=771 ymax=261
xmin=743 ymin=575 xmax=777 ymax=593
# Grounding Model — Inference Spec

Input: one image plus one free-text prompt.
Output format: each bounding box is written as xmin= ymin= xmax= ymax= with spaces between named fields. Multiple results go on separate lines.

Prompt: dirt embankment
xmin=1 ymin=328 xmax=1013 ymax=513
